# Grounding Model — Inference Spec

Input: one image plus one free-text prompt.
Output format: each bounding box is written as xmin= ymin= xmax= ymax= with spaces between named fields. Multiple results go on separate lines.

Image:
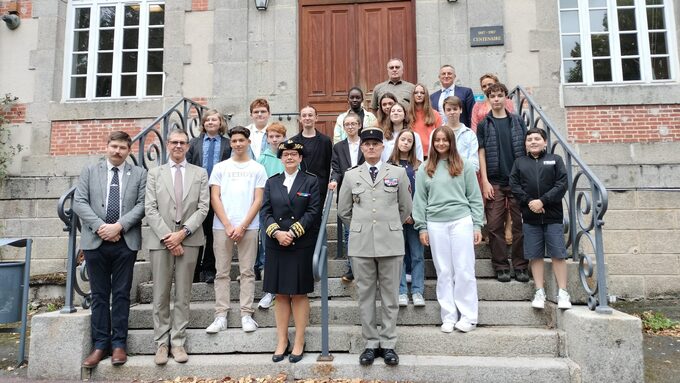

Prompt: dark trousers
xmin=195 ymin=208 xmax=216 ymax=278
xmin=485 ymin=184 xmax=528 ymax=271
xmin=84 ymin=239 xmax=137 ymax=350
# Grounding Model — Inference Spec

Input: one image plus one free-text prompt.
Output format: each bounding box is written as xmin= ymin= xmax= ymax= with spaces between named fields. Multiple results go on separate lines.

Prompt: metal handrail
xmin=312 ymin=188 xmax=334 ymax=361
xmin=57 ymin=98 xmax=208 ymax=312
xmin=509 ymin=86 xmax=612 ymax=314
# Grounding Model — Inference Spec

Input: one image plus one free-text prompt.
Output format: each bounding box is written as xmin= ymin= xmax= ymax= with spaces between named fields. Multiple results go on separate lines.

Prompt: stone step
xmin=214 ymin=258 xmax=496 ymax=279
xmin=324 ymin=239 xmax=494 ymax=259
xmin=125 ymin=326 xmax=561 ymax=356
xmin=128 ymin=300 xmax=551 ymax=329
xmin=89 ymin=353 xmax=578 ymax=383
xmin=136 ymin=277 xmax=535 ymax=304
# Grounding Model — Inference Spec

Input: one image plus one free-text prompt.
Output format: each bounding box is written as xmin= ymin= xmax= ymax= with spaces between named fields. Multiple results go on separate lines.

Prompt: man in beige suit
xmin=338 ymin=127 xmax=412 ymax=367
xmin=144 ymin=129 xmax=209 ymax=365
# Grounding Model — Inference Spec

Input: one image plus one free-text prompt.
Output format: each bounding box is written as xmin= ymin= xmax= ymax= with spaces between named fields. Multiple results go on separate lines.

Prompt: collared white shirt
xmin=248 ymin=125 xmax=268 ymax=160
xmin=438 ymin=85 xmax=456 ymax=123
xmin=283 ymin=169 xmax=299 ymax=193
xmin=348 ymin=137 xmax=361 ymax=167
xmin=170 ymin=159 xmax=187 ymax=190
xmin=364 ymin=161 xmax=383 ymax=174
xmin=105 ymin=160 xmax=126 ymax=214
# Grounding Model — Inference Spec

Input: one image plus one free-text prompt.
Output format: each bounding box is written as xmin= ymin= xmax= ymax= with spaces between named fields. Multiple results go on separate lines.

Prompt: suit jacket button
xmin=291 ymin=216 xmax=294 ymax=219
xmin=372 ymin=209 xmax=376 ymax=212
xmin=279 ymin=218 xmax=282 ymax=221
xmin=373 ymin=220 xmax=376 ymax=224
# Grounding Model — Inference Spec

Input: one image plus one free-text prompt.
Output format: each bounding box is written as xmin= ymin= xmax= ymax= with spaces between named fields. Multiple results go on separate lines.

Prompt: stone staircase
xmin=86 ymin=217 xmax=582 ymax=382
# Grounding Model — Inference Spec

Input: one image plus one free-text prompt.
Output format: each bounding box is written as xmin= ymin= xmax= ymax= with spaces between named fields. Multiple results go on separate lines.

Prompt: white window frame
xmin=558 ymin=0 xmax=679 ymax=85
xmin=62 ymin=0 xmax=165 ymax=101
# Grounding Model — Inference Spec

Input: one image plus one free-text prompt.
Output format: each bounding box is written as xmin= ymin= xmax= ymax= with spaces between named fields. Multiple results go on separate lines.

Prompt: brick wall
xmin=0 ymin=0 xmax=32 ymax=18
xmin=191 ymin=0 xmax=208 ymax=11
xmin=0 ymin=102 xmax=26 ymax=123
xmin=567 ymin=104 xmax=680 ymax=144
xmin=50 ymin=119 xmax=154 ymax=156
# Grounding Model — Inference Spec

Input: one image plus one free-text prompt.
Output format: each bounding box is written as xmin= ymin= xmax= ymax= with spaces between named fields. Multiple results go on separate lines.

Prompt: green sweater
xmin=257 ymin=147 xmax=285 ymax=177
xmin=412 ymin=159 xmax=484 ymax=233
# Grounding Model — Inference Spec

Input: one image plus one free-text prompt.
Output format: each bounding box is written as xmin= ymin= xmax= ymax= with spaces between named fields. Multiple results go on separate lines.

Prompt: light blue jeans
xmin=399 ymin=223 xmax=424 ymax=295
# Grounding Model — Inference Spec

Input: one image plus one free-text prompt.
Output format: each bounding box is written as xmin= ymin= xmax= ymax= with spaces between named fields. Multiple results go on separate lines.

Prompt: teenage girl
xmin=387 ymin=129 xmax=425 ymax=307
xmin=412 ymin=127 xmax=484 ymax=333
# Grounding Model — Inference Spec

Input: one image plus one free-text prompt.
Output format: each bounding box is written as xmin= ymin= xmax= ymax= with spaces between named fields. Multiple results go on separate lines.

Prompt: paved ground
xmin=1 ymin=299 xmax=679 ymax=382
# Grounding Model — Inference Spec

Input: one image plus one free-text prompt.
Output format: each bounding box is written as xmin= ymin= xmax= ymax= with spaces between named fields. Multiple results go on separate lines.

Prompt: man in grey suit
xmin=338 ymin=127 xmax=412 ymax=366
xmin=73 ymin=131 xmax=146 ymax=368
xmin=144 ymin=129 xmax=210 ymax=365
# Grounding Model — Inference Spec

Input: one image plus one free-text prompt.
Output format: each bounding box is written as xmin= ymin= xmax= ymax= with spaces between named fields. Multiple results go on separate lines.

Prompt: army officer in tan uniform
xmin=338 ymin=127 xmax=412 ymax=366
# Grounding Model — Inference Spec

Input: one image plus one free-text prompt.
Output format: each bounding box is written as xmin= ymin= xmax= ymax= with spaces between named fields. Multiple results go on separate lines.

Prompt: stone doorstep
xmin=125 ymin=326 xmax=562 ymax=356
xmin=128 ymin=300 xmax=552 ymax=329
xmin=89 ymin=353 xmax=578 ymax=383
xmin=135 ymin=277 xmax=537 ymax=304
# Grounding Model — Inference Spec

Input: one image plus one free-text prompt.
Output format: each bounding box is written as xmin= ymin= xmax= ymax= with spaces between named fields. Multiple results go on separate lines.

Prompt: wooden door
xmin=299 ymin=1 xmax=416 ymax=137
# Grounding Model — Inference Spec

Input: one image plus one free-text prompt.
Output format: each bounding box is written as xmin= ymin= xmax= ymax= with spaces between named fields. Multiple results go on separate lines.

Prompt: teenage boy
xmin=443 ymin=96 xmax=479 ymax=171
xmin=328 ymin=112 xmax=365 ymax=282
xmin=245 ymin=98 xmax=271 ymax=160
xmin=333 ymin=87 xmax=378 ymax=144
xmin=206 ymin=126 xmax=268 ymax=333
xmin=255 ymin=122 xmax=287 ymax=309
xmin=477 ymin=83 xmax=529 ymax=283
xmin=291 ymin=105 xmax=333 ymax=202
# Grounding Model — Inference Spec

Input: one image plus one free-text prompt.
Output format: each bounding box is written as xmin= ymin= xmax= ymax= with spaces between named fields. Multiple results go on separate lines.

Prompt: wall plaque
xmin=470 ymin=26 xmax=504 ymax=47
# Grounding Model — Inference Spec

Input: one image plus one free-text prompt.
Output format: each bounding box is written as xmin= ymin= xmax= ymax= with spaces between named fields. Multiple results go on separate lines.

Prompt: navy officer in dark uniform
xmin=260 ymin=139 xmax=321 ymax=363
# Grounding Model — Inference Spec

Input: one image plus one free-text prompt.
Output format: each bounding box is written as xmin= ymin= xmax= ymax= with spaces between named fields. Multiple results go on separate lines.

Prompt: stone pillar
xmin=559 ymin=307 xmax=643 ymax=383
xmin=28 ymin=310 xmax=91 ymax=380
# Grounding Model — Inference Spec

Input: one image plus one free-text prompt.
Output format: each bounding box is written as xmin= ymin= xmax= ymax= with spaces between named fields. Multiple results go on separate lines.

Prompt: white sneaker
xmin=454 ymin=321 xmax=476 ymax=333
xmin=205 ymin=316 xmax=227 ymax=334
xmin=405 ymin=274 xmax=412 ymax=283
xmin=441 ymin=322 xmax=455 ymax=333
xmin=241 ymin=315 xmax=259 ymax=332
xmin=398 ymin=294 xmax=408 ymax=307
xmin=412 ymin=293 xmax=425 ymax=307
xmin=258 ymin=293 xmax=275 ymax=309
xmin=557 ymin=289 xmax=572 ymax=310
xmin=532 ymin=288 xmax=546 ymax=309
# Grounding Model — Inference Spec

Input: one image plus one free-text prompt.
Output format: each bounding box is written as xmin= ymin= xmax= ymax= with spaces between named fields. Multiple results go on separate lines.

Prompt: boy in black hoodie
xmin=509 ymin=128 xmax=571 ymax=310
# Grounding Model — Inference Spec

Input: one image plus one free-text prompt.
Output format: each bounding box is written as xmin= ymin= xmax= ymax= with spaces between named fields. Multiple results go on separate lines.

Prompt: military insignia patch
xmin=383 ymin=178 xmax=398 ymax=187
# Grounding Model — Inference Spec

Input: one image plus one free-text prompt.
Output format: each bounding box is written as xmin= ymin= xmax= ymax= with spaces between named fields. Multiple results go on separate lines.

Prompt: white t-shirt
xmin=209 ymin=158 xmax=267 ymax=230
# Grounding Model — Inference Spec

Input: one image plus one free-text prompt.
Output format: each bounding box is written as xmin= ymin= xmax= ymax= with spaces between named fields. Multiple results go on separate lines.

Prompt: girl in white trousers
xmin=413 ymin=127 xmax=484 ymax=333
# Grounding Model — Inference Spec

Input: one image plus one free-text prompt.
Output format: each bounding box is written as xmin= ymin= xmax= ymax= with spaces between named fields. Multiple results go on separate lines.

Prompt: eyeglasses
xmin=168 ymin=140 xmax=188 ymax=146
xmin=388 ymin=65 xmax=401 ymax=70
xmin=281 ymin=152 xmax=299 ymax=158
xmin=343 ymin=122 xmax=359 ymax=127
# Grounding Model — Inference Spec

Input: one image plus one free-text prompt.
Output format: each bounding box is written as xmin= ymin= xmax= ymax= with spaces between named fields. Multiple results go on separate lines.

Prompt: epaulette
xmin=268 ymin=172 xmax=283 ymax=179
xmin=347 ymin=165 xmax=360 ymax=171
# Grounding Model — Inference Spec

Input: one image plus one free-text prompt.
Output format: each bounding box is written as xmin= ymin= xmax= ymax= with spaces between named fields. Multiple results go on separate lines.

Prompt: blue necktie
xmin=206 ymin=138 xmax=216 ymax=176
xmin=105 ymin=167 xmax=120 ymax=224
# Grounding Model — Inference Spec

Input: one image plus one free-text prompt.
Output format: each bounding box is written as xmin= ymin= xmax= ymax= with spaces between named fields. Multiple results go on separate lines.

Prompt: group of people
xmin=72 ymin=58 xmax=573 ymax=370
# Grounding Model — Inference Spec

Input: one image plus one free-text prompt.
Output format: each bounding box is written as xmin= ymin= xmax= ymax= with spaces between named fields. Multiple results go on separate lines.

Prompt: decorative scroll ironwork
xmin=57 ymin=98 xmax=208 ymax=311
xmin=312 ymin=189 xmax=334 ymax=361
xmin=509 ymin=86 xmax=612 ymax=314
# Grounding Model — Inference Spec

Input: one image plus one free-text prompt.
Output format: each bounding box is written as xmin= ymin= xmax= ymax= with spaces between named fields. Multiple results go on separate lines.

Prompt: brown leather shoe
xmin=111 ymin=347 xmax=127 ymax=366
xmin=82 ymin=349 xmax=107 ymax=368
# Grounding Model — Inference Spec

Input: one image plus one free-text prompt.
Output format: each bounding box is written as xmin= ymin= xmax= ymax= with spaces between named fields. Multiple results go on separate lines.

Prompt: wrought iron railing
xmin=509 ymin=86 xmax=612 ymax=314
xmin=57 ymin=98 xmax=208 ymax=313
xmin=312 ymin=189 xmax=334 ymax=361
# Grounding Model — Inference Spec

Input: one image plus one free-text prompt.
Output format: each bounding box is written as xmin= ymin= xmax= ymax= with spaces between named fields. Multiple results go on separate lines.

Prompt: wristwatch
xmin=182 ymin=226 xmax=192 ymax=237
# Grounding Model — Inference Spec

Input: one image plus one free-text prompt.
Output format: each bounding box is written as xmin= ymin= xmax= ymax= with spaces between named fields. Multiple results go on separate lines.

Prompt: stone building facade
xmin=0 ymin=0 xmax=679 ymax=299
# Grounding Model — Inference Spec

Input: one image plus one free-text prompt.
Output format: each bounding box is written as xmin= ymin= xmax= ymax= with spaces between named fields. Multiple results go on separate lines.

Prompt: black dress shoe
xmin=359 ymin=348 xmax=377 ymax=366
xmin=341 ymin=271 xmax=354 ymax=282
xmin=288 ymin=351 xmax=304 ymax=363
xmin=272 ymin=340 xmax=290 ymax=363
xmin=203 ymin=270 xmax=216 ymax=284
xmin=382 ymin=348 xmax=399 ymax=366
